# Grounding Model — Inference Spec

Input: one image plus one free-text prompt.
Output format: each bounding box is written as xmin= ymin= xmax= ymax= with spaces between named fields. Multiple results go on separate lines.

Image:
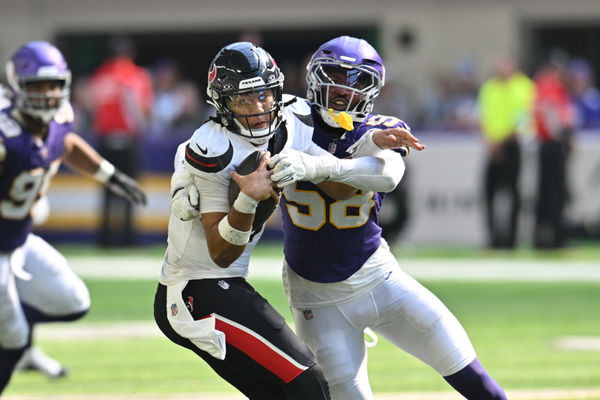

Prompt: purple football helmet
xmin=306 ymin=36 xmax=385 ymax=128
xmin=5 ymin=41 xmax=71 ymax=123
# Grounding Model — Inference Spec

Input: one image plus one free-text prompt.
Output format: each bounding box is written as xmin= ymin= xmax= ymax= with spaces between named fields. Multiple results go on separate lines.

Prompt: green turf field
xmin=4 ymin=244 xmax=600 ymax=399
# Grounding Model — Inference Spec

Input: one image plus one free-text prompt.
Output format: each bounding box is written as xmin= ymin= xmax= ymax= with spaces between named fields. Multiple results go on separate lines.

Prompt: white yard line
xmin=5 ymin=388 xmax=600 ymax=400
xmin=35 ymin=321 xmax=162 ymax=340
xmin=67 ymin=255 xmax=600 ymax=282
xmin=554 ymin=336 xmax=600 ymax=351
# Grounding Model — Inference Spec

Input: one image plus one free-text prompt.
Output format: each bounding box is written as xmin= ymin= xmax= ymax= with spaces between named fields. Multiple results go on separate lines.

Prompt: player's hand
xmin=231 ymin=151 xmax=278 ymax=202
xmin=269 ymin=148 xmax=327 ymax=188
xmin=106 ymin=170 xmax=147 ymax=205
xmin=171 ymin=184 xmax=200 ymax=221
xmin=372 ymin=127 xmax=426 ymax=152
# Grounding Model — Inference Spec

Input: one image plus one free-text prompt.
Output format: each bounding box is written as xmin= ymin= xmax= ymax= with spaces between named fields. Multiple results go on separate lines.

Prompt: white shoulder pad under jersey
xmin=173 ymin=140 xmax=189 ymax=172
xmin=280 ymin=95 xmax=317 ymax=154
xmin=184 ymin=120 xmax=264 ymax=214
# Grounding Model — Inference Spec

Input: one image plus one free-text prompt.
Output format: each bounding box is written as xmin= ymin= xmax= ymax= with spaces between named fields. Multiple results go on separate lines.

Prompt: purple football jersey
xmin=0 ymin=105 xmax=72 ymax=251
xmin=280 ymin=107 xmax=410 ymax=282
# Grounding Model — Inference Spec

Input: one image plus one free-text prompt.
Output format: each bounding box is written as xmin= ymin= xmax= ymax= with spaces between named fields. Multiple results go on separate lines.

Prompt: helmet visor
xmin=316 ymin=65 xmax=374 ymax=90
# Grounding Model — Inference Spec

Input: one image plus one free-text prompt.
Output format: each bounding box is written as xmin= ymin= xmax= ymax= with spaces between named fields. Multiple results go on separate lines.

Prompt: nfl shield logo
xmin=328 ymin=142 xmax=337 ymax=154
xmin=170 ymin=303 xmax=178 ymax=316
xmin=218 ymin=280 xmax=230 ymax=290
xmin=303 ymin=309 xmax=313 ymax=320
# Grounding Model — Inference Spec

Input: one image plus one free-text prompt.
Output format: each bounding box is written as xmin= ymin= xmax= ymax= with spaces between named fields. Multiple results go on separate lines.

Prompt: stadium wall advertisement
xmin=35 ymin=132 xmax=600 ymax=246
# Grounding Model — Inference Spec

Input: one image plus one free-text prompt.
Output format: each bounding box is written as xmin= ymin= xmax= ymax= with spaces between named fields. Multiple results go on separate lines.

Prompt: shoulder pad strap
xmin=292 ymin=111 xmax=313 ymax=128
xmin=185 ymin=140 xmax=233 ymax=173
xmin=268 ymin=123 xmax=288 ymax=156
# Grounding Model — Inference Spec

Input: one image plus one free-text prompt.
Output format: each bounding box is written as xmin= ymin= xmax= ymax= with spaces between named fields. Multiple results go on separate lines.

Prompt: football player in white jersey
xmin=154 ymin=41 xmax=420 ymax=400
xmin=273 ymin=36 xmax=507 ymax=400
xmin=172 ymin=37 xmax=507 ymax=400
xmin=0 ymin=41 xmax=146 ymax=394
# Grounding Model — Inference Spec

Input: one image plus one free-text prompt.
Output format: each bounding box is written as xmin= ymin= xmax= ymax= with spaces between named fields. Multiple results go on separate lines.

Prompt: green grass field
xmin=4 ymin=243 xmax=600 ymax=399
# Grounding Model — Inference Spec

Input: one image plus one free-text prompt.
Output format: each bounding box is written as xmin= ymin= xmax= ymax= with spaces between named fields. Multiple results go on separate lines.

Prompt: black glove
xmin=106 ymin=169 xmax=147 ymax=205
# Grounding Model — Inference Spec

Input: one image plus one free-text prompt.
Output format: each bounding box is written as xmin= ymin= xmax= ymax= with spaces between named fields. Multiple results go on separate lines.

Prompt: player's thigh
xmin=16 ymin=234 xmax=89 ymax=315
xmin=185 ymin=279 xmax=317 ymax=380
xmin=154 ymin=282 xmax=288 ymax=400
xmin=0 ymin=253 xmax=29 ymax=348
xmin=292 ymin=304 xmax=367 ymax=386
xmin=372 ymin=269 xmax=475 ymax=376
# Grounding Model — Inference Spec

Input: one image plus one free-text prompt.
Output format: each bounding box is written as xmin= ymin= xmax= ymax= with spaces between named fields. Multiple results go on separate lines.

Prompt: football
xmin=228 ymin=150 xmax=280 ymax=231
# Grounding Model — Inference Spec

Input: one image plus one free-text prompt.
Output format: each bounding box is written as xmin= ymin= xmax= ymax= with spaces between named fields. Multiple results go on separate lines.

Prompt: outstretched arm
xmin=270 ymin=142 xmax=405 ymax=194
xmin=62 ymin=132 xmax=147 ymax=205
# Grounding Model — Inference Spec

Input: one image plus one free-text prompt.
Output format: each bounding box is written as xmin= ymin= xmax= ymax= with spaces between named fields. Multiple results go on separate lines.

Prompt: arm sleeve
xmin=194 ymin=171 xmax=230 ymax=214
xmin=304 ymin=140 xmax=405 ymax=193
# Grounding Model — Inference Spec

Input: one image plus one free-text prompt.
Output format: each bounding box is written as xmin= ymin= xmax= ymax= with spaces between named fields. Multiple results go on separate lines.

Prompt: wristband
xmin=232 ymin=191 xmax=258 ymax=214
xmin=218 ymin=216 xmax=251 ymax=246
xmin=94 ymin=159 xmax=115 ymax=183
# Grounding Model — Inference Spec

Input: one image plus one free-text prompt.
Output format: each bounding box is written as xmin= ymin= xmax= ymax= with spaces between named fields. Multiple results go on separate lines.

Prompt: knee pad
xmin=45 ymin=278 xmax=90 ymax=316
xmin=64 ymin=279 xmax=91 ymax=315
xmin=0 ymin=317 xmax=29 ymax=349
xmin=286 ymin=364 xmax=331 ymax=400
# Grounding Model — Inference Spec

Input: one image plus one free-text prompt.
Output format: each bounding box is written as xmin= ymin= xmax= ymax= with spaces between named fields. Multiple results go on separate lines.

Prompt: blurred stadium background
xmin=2 ymin=0 xmax=600 ymax=398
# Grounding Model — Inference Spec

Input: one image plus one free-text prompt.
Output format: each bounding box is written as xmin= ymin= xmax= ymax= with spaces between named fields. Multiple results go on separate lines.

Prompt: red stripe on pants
xmin=214 ymin=318 xmax=305 ymax=383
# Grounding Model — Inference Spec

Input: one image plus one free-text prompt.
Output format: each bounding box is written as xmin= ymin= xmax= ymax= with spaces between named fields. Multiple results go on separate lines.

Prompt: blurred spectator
xmin=373 ymin=77 xmax=421 ymax=126
xmin=69 ymin=76 xmax=93 ymax=136
xmin=532 ymin=50 xmax=577 ymax=249
xmin=239 ymin=30 xmax=263 ymax=46
xmin=88 ymin=35 xmax=154 ymax=246
xmin=423 ymin=59 xmax=480 ymax=131
xmin=478 ymin=54 xmax=536 ymax=248
xmin=373 ymin=78 xmax=418 ymax=244
xmin=150 ymin=58 xmax=202 ymax=137
xmin=567 ymin=58 xmax=600 ymax=129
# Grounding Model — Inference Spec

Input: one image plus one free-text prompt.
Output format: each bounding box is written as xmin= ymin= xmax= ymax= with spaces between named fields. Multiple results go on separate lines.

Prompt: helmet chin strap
xmin=232 ymin=118 xmax=274 ymax=145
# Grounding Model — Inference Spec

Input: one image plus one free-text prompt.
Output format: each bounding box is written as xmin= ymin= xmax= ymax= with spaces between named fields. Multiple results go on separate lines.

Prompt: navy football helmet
xmin=207 ymin=42 xmax=284 ymax=145
xmin=306 ymin=36 xmax=385 ymax=128
xmin=5 ymin=41 xmax=71 ymax=124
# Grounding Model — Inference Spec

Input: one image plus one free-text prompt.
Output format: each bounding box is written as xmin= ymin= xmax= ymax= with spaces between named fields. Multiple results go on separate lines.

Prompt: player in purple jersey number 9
xmin=0 ymin=41 xmax=146 ymax=395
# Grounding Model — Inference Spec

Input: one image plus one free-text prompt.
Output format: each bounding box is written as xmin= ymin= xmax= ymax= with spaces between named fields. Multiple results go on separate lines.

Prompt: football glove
xmin=170 ymin=169 xmax=200 ymax=221
xmin=269 ymin=148 xmax=333 ymax=188
xmin=171 ymin=184 xmax=200 ymax=221
xmin=106 ymin=170 xmax=147 ymax=205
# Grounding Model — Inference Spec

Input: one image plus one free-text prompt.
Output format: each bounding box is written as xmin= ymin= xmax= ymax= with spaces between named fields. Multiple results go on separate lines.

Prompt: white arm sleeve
xmin=304 ymin=140 xmax=404 ymax=193
xmin=195 ymin=172 xmax=230 ymax=214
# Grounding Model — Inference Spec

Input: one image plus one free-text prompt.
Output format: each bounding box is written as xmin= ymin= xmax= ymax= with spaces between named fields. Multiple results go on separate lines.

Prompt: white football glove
xmin=170 ymin=170 xmax=200 ymax=221
xmin=268 ymin=148 xmax=334 ymax=188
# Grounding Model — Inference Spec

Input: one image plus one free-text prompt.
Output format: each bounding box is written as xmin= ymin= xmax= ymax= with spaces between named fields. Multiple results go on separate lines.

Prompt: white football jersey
xmin=160 ymin=95 xmax=327 ymax=284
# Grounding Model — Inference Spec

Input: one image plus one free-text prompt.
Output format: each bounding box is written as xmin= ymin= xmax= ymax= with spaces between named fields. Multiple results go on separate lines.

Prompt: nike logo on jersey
xmin=196 ymin=143 xmax=208 ymax=154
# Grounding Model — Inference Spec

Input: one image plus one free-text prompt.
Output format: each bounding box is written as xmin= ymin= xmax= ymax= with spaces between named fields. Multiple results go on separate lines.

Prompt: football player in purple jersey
xmin=159 ymin=41 xmax=422 ymax=400
xmin=0 ymin=41 xmax=146 ymax=394
xmin=269 ymin=36 xmax=507 ymax=399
